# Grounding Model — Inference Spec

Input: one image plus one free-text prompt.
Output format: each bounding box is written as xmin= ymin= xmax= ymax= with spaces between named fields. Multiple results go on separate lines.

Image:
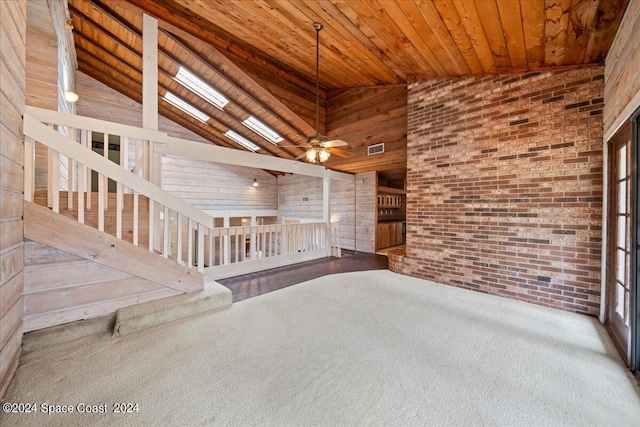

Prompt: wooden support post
xmin=142 ymin=14 xmax=158 ymax=132
xmin=103 ymin=133 xmax=109 ymax=210
xmin=163 ymin=206 xmax=170 ymax=258
xmin=187 ymin=218 xmax=194 ymax=268
xmin=67 ymin=128 xmax=74 ymax=211
xmin=133 ymin=192 xmax=139 ymax=245
xmin=24 ymin=137 xmax=35 ymax=202
xmin=86 ymin=130 xmax=92 ymax=211
xmin=98 ymin=172 xmax=105 ymax=231
xmin=323 ymin=169 xmax=331 ymax=256
xmin=197 ymin=224 xmax=205 ymax=273
xmin=52 ymin=150 xmax=60 ymax=214
xmin=177 ymin=214 xmax=183 ymax=264
xmin=223 ymin=216 xmax=230 ymax=265
xmin=250 ymin=215 xmax=257 ymax=260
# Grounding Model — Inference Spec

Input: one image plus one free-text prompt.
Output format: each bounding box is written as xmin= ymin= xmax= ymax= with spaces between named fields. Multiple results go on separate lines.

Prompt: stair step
xmin=113 ymin=277 xmax=232 ymax=336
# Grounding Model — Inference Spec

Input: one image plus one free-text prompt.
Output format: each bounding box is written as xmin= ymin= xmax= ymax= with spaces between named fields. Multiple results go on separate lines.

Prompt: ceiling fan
xmin=290 ymin=22 xmax=353 ymax=164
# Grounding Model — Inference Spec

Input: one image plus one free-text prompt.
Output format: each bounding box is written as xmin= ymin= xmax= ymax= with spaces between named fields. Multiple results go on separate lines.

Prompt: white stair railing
xmin=23 ymin=110 xmax=211 ymax=273
xmin=23 ymin=107 xmax=335 ymax=279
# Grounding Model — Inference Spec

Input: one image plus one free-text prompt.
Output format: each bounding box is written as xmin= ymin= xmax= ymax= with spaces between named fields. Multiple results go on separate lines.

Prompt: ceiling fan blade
xmin=327 ymin=147 xmax=353 ymax=158
xmin=322 ymin=139 xmax=348 ymax=148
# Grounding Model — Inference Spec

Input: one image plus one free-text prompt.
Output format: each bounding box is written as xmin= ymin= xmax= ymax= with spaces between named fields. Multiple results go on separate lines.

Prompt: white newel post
xmin=142 ymin=14 xmax=162 ymax=252
xmin=323 ymin=169 xmax=331 ymax=256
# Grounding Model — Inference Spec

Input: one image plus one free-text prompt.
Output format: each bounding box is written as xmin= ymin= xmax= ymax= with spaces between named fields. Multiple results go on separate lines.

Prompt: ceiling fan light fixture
xmin=306 ymin=148 xmax=318 ymax=163
xmin=318 ymin=148 xmax=331 ymax=163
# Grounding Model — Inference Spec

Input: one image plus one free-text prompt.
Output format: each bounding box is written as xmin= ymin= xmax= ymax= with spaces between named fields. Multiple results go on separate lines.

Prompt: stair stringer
xmin=23 ymin=202 xmax=204 ymax=332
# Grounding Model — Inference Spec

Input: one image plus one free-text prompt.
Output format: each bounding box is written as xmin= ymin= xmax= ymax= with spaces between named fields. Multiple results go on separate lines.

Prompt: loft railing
xmin=23 ymin=107 xmax=337 ymax=278
xmin=23 ymin=109 xmax=211 ymax=273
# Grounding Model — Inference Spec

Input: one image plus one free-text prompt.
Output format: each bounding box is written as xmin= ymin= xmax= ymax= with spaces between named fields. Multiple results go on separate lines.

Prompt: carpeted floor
xmin=2 ymin=270 xmax=639 ymax=426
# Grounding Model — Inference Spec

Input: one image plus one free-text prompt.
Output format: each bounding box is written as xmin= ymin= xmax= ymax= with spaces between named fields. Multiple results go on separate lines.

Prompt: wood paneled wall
xmin=604 ymin=0 xmax=640 ymax=141
xmin=353 ymin=171 xmax=376 ymax=253
xmin=23 ymin=241 xmax=180 ymax=332
xmin=162 ymin=156 xmax=277 ymax=211
xmin=276 ymin=172 xmax=376 ymax=253
xmin=324 ymin=86 xmax=407 ymax=175
xmin=277 ymin=174 xmax=324 ymax=220
xmin=26 ymin=0 xmax=59 ymax=190
xmin=0 ymin=0 xmax=26 ymax=399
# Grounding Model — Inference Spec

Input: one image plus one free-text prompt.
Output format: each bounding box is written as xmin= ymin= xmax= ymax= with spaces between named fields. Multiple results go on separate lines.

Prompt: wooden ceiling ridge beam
xmin=74 ymin=1 xmax=302 ymax=159
xmin=157 ymin=24 xmax=317 ymax=139
xmin=124 ymin=0 xmax=318 ymax=95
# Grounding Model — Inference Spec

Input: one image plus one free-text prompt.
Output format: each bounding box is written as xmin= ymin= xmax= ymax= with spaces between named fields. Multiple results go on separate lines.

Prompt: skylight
xmin=243 ymin=116 xmax=283 ymax=144
xmin=163 ymin=92 xmax=210 ymax=124
xmin=224 ymin=130 xmax=261 ymax=152
xmin=175 ymin=67 xmax=229 ymax=110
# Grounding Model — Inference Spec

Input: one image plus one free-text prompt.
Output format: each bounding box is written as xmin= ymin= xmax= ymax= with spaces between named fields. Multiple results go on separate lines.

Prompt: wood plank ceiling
xmin=67 ymin=0 xmax=628 ymax=175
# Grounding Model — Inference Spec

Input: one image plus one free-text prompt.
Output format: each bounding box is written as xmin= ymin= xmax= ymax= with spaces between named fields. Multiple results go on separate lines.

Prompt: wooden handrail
xmin=23 ymin=115 xmax=213 ymax=227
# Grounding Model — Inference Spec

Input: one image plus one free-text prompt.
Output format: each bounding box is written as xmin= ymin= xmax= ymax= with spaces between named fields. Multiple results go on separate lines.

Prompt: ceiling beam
xmin=125 ymin=0 xmax=318 ymax=94
xmin=70 ymin=2 xmax=304 ymax=159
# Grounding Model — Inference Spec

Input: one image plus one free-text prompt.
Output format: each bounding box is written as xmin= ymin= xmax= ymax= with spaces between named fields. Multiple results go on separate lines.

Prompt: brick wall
xmin=393 ymin=68 xmax=604 ymax=316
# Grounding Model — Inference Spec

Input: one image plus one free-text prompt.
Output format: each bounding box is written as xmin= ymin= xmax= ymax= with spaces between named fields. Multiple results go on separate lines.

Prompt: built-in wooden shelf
xmin=377 ymin=186 xmax=406 ymax=195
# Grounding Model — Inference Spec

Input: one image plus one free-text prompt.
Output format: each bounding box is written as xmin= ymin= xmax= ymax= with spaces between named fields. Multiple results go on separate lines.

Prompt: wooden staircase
xmin=23 ymin=202 xmax=204 ymax=332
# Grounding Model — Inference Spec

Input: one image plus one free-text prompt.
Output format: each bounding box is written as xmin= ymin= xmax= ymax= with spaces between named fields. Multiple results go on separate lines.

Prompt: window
xmin=224 ymin=130 xmax=260 ymax=152
xmin=163 ymin=92 xmax=210 ymax=124
xmin=175 ymin=67 xmax=229 ymax=110
xmin=242 ymin=116 xmax=283 ymax=144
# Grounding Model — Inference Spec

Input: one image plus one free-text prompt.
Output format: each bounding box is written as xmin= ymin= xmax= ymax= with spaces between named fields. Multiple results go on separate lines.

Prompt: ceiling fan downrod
xmin=314 ymin=22 xmax=323 ymax=138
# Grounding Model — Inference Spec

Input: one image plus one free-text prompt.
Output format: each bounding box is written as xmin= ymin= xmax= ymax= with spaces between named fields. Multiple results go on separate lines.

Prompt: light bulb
xmin=64 ymin=90 xmax=79 ymax=103
xmin=253 ymin=179 xmax=259 ymax=187
xmin=319 ymin=149 xmax=330 ymax=162
xmin=306 ymin=148 xmax=318 ymax=163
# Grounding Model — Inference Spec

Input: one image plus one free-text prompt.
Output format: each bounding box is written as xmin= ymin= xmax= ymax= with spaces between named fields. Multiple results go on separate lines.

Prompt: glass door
xmin=607 ymin=123 xmax=632 ymax=364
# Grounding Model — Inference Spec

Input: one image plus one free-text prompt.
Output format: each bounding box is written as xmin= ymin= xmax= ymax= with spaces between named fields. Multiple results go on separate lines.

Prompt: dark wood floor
xmin=218 ymin=251 xmax=389 ymax=302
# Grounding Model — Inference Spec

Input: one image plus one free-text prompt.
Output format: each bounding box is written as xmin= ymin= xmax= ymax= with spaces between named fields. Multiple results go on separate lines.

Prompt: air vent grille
xmin=368 ymin=143 xmax=385 ymax=155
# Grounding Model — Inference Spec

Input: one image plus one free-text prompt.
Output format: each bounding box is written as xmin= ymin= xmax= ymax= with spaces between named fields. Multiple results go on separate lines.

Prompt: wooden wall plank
xmin=24 ymin=277 xmax=166 ymax=316
xmin=24 ymin=260 xmax=133 ymax=293
xmin=23 ymin=288 xmax=180 ymax=332
xmin=0 ymin=247 xmax=24 ymax=290
xmin=0 ymin=319 xmax=22 ymax=397
xmin=24 ymin=202 xmax=203 ymax=293
xmin=0 ymin=296 xmax=22 ymax=351
xmin=324 ymin=86 xmax=407 ymax=176
xmin=0 ymin=272 xmax=23 ymax=318
xmin=603 ymin=0 xmax=640 ymax=140
xmin=0 ymin=0 xmax=26 ymax=399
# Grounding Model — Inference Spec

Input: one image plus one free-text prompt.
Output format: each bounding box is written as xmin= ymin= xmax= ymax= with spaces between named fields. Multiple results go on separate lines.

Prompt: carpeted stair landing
xmin=113 ymin=277 xmax=231 ymax=336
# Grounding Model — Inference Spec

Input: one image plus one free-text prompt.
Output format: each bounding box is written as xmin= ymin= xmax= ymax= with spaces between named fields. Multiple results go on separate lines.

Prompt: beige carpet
xmin=2 ymin=270 xmax=639 ymax=426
